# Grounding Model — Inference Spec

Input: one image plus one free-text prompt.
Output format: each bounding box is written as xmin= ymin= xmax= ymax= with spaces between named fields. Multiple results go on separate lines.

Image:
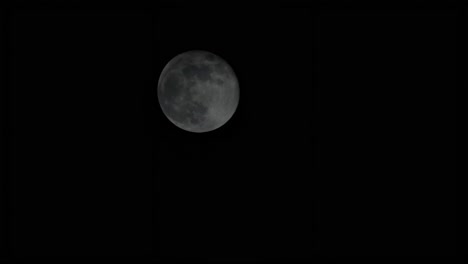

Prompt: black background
xmin=2 ymin=0 xmax=463 ymax=261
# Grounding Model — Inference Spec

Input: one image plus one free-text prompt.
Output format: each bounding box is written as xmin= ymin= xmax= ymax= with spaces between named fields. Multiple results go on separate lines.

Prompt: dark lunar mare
xmin=182 ymin=63 xmax=213 ymax=82
xmin=205 ymin=53 xmax=216 ymax=62
xmin=161 ymin=102 xmax=185 ymax=124
xmin=161 ymin=98 xmax=208 ymax=126
xmin=159 ymin=64 xmax=209 ymax=126
xmin=185 ymin=100 xmax=208 ymax=125
xmin=160 ymin=72 xmax=183 ymax=102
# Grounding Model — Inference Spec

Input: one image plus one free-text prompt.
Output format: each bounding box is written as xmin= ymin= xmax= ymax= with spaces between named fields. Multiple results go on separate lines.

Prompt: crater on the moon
xmin=157 ymin=50 xmax=239 ymax=133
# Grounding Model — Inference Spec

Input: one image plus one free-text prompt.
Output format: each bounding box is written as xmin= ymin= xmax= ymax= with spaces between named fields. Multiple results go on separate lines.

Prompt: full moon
xmin=157 ymin=50 xmax=239 ymax=133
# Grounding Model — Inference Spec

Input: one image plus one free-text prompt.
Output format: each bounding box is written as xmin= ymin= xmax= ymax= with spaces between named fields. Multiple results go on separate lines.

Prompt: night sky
xmin=3 ymin=0 xmax=461 ymax=260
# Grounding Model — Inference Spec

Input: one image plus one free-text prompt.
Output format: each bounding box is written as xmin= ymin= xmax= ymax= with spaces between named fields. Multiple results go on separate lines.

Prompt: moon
xmin=157 ymin=50 xmax=239 ymax=133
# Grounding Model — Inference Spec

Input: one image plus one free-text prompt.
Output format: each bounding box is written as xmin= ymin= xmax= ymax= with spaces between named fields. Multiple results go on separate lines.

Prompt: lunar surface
xmin=157 ymin=50 xmax=239 ymax=133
